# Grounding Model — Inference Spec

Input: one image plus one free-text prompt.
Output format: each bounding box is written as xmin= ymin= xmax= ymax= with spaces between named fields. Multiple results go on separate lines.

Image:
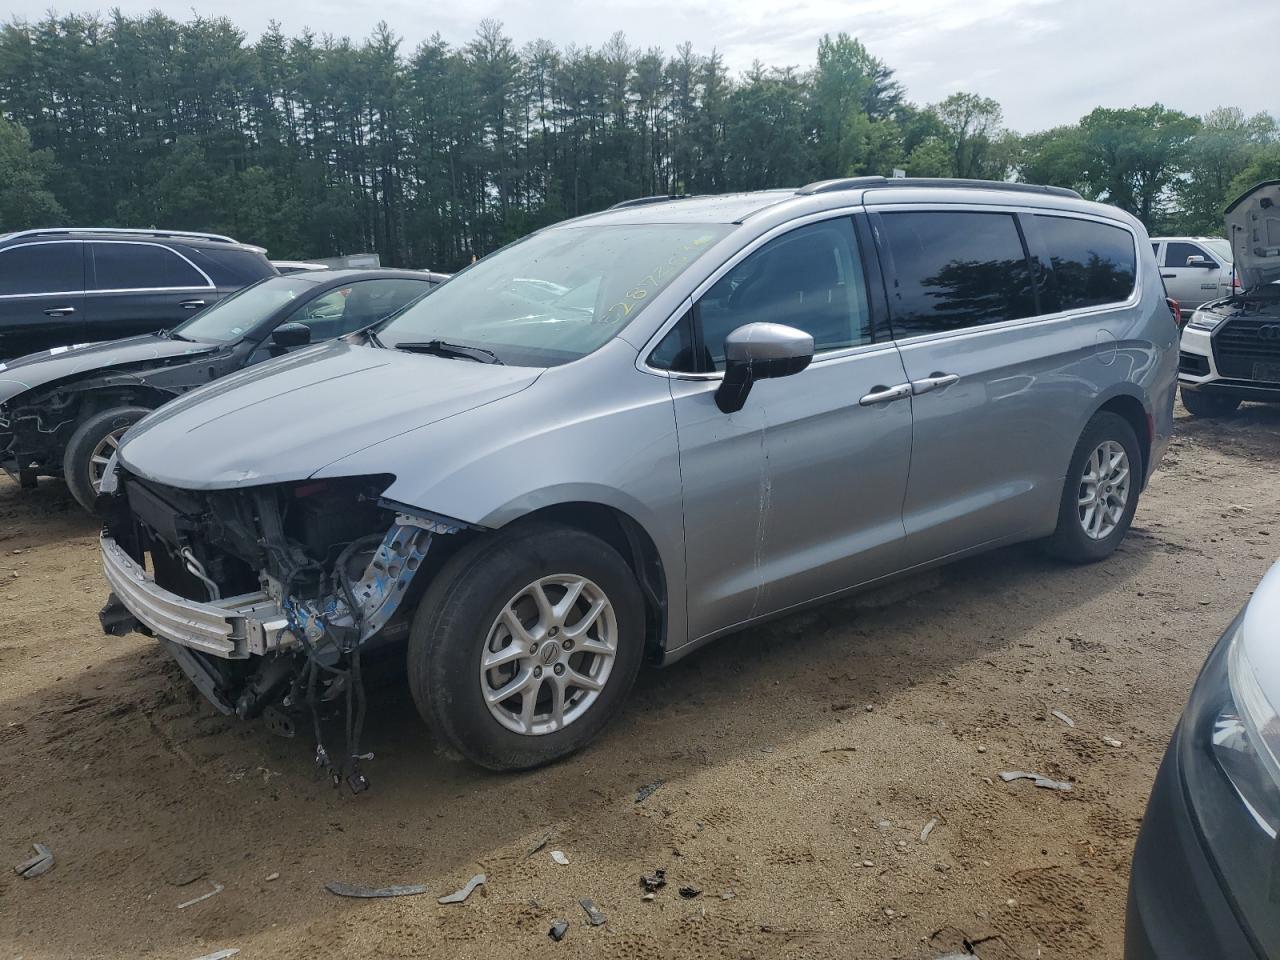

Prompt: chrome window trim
xmin=635 ymin=205 xmax=875 ymax=381
xmin=0 ymin=240 xmax=84 ymax=299
xmin=870 ymin=202 xmax=1143 ymax=349
xmin=87 ymin=239 xmax=216 ymax=291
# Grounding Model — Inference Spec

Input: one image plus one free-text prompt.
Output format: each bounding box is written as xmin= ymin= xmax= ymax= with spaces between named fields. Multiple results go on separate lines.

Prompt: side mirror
xmin=714 ymin=323 xmax=814 ymax=414
xmin=1185 ymin=255 xmax=1214 ymax=268
xmin=271 ymin=322 xmax=312 ymax=348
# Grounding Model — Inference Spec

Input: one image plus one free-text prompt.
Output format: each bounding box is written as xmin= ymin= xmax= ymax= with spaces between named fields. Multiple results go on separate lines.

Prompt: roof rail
xmin=797 ymin=176 xmax=1082 ymax=200
xmin=3 ymin=227 xmax=241 ymax=244
xmin=609 ymin=195 xmax=690 ymax=210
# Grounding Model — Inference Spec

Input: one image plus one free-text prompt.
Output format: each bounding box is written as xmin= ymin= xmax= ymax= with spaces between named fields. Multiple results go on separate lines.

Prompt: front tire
xmin=1043 ymin=411 xmax=1142 ymax=564
xmin=1180 ymin=385 xmax=1239 ymax=418
xmin=407 ymin=522 xmax=646 ymax=771
xmin=62 ymin=405 xmax=152 ymax=514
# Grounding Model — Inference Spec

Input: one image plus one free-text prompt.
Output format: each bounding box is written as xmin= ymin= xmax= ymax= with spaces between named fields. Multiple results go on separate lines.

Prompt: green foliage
xmin=0 ymin=116 xmax=63 ymax=229
xmin=0 ymin=13 xmax=1275 ymax=262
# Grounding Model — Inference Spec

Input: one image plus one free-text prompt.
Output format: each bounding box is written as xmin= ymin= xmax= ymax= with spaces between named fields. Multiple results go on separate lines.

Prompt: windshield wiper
xmin=394 ymin=340 xmax=502 ymax=364
xmin=157 ymin=329 xmax=192 ymax=342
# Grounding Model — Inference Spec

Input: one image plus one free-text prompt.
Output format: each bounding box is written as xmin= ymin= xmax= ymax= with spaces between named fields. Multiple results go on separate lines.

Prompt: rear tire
xmin=407 ymin=521 xmax=646 ymax=771
xmin=63 ymin=405 xmax=151 ymax=514
xmin=1180 ymin=385 xmax=1239 ymax=418
xmin=1043 ymin=411 xmax=1142 ymax=564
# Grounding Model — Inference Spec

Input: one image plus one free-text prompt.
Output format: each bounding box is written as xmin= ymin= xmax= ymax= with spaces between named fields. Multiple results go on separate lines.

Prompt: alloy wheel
xmin=479 ymin=574 xmax=618 ymax=736
xmin=1077 ymin=440 xmax=1130 ymax=540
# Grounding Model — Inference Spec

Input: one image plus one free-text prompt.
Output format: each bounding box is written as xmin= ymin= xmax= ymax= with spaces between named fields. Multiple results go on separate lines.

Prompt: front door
xmin=659 ymin=216 xmax=914 ymax=643
xmin=0 ymin=240 xmax=86 ymax=359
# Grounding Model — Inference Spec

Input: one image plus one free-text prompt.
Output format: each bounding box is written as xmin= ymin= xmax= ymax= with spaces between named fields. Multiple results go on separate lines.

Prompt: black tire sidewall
xmin=1049 ymin=411 xmax=1142 ymax=563
xmin=407 ymin=523 xmax=645 ymax=771
xmin=62 ymin=405 xmax=152 ymax=513
xmin=1180 ymin=385 xmax=1239 ymax=418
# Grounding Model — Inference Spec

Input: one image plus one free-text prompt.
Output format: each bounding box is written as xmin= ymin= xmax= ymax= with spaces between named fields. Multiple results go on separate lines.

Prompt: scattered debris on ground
xmin=679 ymin=884 xmax=701 ymax=899
xmin=176 ymin=882 xmax=224 ymax=909
xmin=1051 ymin=709 xmax=1076 ymax=728
xmin=634 ymin=780 xmax=664 ymax=803
xmin=999 ymin=770 xmax=1073 ymax=792
xmin=550 ymin=850 xmax=570 ymax=866
xmin=920 ymin=817 xmax=939 ymax=842
xmin=436 ymin=874 xmax=485 ymax=904
xmin=523 ymin=830 xmax=553 ymax=860
xmin=14 ymin=842 xmax=53 ymax=878
xmin=189 ymin=950 xmax=239 ymax=960
xmin=548 ymin=919 xmax=569 ymax=942
xmin=640 ymin=868 xmax=666 ymax=893
xmin=578 ymin=897 xmax=607 ymax=926
xmin=325 ymin=881 xmax=429 ymax=899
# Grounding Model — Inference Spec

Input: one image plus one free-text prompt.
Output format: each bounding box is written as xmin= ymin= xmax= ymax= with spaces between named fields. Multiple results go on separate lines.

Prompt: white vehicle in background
xmin=1176 ymin=181 xmax=1280 ymax=418
xmin=1151 ymin=236 xmax=1239 ymax=315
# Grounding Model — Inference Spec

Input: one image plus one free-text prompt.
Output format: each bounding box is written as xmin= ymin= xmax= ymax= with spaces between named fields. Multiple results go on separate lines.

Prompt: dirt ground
xmin=2 ymin=400 xmax=1278 ymax=960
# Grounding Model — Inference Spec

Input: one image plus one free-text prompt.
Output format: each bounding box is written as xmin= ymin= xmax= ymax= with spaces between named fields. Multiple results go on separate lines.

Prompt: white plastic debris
xmin=999 ymin=770 xmax=1072 ymax=792
xmin=550 ymin=850 xmax=570 ymax=866
xmin=189 ymin=950 xmax=239 ymax=960
xmin=437 ymin=874 xmax=485 ymax=904
xmin=177 ymin=882 xmax=224 ymax=909
xmin=1103 ymin=736 xmax=1124 ymax=748
xmin=1051 ymin=709 xmax=1076 ymax=728
xmin=920 ymin=818 xmax=939 ymax=842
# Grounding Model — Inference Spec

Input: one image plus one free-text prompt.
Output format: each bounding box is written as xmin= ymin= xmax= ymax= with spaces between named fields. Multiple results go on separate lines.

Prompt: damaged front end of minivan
xmin=98 ymin=470 xmax=469 ymax=791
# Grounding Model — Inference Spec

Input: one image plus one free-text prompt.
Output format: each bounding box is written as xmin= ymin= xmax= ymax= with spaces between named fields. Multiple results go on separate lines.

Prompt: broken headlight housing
xmin=1178 ymin=603 xmax=1280 ymax=952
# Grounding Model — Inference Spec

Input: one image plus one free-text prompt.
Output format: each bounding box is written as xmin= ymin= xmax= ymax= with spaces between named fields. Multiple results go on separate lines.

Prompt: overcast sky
xmin=11 ymin=0 xmax=1277 ymax=131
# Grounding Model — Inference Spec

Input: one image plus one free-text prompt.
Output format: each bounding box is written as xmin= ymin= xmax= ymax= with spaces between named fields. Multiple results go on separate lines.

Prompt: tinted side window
xmin=1035 ymin=216 xmax=1137 ymax=311
xmin=878 ymin=211 xmax=1035 ymax=336
xmin=90 ymin=242 xmax=208 ymax=290
xmin=1164 ymin=241 xmax=1215 ymax=269
xmin=189 ymin=246 xmax=277 ymax=285
xmin=284 ymin=278 xmax=433 ymax=338
xmin=695 ymin=218 xmax=870 ymax=370
xmin=0 ymin=242 xmax=82 ymax=296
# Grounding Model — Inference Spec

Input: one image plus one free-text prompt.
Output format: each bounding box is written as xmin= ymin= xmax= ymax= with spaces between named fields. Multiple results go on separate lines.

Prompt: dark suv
xmin=0 ymin=228 xmax=276 ymax=359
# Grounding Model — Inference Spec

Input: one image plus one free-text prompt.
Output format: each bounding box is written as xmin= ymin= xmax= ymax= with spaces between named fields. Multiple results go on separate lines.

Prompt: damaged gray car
xmin=98 ymin=178 xmax=1177 ymax=780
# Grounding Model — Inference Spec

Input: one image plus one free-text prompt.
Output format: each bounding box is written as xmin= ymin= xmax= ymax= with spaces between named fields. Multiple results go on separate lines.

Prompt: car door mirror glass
xmin=271 ymin=322 xmax=312 ymax=348
xmin=714 ymin=322 xmax=814 ymax=413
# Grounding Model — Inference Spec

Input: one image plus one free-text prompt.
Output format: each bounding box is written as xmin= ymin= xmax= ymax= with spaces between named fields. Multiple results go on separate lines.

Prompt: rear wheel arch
xmin=1094 ymin=393 xmax=1150 ymax=485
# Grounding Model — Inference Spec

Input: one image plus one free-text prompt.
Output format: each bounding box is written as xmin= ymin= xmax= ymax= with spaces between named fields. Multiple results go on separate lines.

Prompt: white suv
xmin=1176 ymin=181 xmax=1280 ymax=417
xmin=1151 ymin=236 xmax=1238 ymax=315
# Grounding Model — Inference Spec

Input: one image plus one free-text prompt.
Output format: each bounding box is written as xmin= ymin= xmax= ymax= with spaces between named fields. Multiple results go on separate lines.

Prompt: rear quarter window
xmin=1034 ymin=216 xmax=1137 ymax=312
xmin=187 ymin=247 xmax=277 ymax=286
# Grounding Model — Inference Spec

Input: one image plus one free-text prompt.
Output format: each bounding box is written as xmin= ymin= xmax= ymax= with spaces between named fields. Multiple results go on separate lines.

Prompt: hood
xmin=1226 ymin=180 xmax=1280 ymax=290
xmin=0 ymin=335 xmax=219 ymax=407
xmin=117 ymin=340 xmax=542 ymax=489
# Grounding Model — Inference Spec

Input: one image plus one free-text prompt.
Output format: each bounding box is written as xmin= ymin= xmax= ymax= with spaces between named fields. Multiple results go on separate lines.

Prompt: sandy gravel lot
xmin=2 ymin=400 xmax=1278 ymax=960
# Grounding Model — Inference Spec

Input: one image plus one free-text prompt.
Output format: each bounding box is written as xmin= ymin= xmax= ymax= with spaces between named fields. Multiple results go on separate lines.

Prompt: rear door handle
xmin=179 ymin=299 xmax=206 ymax=310
xmin=1160 ymin=273 xmax=1176 ymax=279
xmin=858 ymin=383 xmax=912 ymax=406
xmin=911 ymin=373 xmax=960 ymax=395
xmin=43 ymin=306 xmax=76 ymax=317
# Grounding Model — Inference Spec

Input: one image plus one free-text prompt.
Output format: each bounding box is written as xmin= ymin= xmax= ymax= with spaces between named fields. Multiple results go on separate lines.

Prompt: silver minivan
xmin=98 ymin=178 xmax=1178 ymax=777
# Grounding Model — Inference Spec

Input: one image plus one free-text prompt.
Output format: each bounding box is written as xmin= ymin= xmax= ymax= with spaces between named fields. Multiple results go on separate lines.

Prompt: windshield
xmin=1204 ymin=238 xmax=1233 ymax=263
xmin=378 ymin=223 xmax=731 ymax=365
xmin=173 ymin=275 xmax=323 ymax=343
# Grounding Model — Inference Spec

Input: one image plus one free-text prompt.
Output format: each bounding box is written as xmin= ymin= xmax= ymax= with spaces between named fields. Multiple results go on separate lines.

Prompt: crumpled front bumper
xmin=100 ymin=534 xmax=293 ymax=659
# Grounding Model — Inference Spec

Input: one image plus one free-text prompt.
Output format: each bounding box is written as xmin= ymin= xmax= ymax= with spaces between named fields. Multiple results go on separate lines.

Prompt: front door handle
xmin=859 ymin=383 xmax=912 ymax=406
xmin=1160 ymin=273 xmax=1176 ymax=279
xmin=911 ymin=373 xmax=960 ymax=395
xmin=43 ymin=306 xmax=76 ymax=317
xmin=179 ymin=299 xmax=206 ymax=310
